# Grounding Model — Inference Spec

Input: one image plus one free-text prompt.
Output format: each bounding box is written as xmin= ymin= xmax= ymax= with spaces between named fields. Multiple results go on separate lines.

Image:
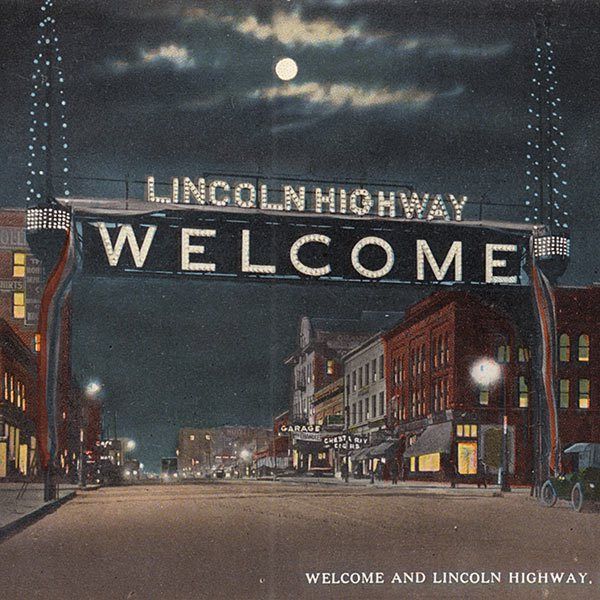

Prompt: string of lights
xmin=524 ymin=20 xmax=569 ymax=232
xmin=26 ymin=0 xmax=70 ymax=207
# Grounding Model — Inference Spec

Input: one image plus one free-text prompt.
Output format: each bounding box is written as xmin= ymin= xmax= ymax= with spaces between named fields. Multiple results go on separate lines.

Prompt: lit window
xmin=410 ymin=456 xmax=416 ymax=472
xmin=3 ymin=372 xmax=7 ymax=401
xmin=518 ymin=347 xmax=530 ymax=362
xmin=9 ymin=376 xmax=14 ymax=403
xmin=457 ymin=424 xmax=477 ymax=438
xmin=12 ymin=292 xmax=25 ymax=319
xmin=418 ymin=453 xmax=441 ymax=472
xmin=559 ymin=334 xmax=570 ymax=362
xmin=190 ymin=434 xmax=195 ymax=441
xmin=578 ymin=335 xmax=590 ymax=362
xmin=34 ymin=333 xmax=41 ymax=352
xmin=559 ymin=379 xmax=569 ymax=408
xmin=497 ymin=345 xmax=510 ymax=364
xmin=578 ymin=379 xmax=590 ymax=409
xmin=13 ymin=252 xmax=26 ymax=278
xmin=519 ymin=376 xmax=529 ymax=408
xmin=479 ymin=388 xmax=489 ymax=406
xmin=457 ymin=442 xmax=478 ymax=475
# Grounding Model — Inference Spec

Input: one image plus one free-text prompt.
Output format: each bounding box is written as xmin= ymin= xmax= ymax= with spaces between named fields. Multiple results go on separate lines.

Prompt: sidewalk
xmin=258 ymin=475 xmax=533 ymax=496
xmin=0 ymin=482 xmax=78 ymax=540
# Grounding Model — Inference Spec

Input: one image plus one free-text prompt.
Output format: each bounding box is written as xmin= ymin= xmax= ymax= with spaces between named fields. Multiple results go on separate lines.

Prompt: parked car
xmin=540 ymin=443 xmax=600 ymax=512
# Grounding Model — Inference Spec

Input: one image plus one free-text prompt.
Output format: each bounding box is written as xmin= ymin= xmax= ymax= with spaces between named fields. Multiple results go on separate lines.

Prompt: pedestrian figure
xmin=390 ymin=459 xmax=399 ymax=485
xmin=477 ymin=459 xmax=488 ymax=489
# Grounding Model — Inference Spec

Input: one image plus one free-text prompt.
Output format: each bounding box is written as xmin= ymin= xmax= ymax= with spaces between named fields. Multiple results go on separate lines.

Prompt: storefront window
xmin=410 ymin=456 xmax=416 ymax=472
xmin=418 ymin=453 xmax=440 ymax=472
xmin=457 ymin=442 xmax=478 ymax=475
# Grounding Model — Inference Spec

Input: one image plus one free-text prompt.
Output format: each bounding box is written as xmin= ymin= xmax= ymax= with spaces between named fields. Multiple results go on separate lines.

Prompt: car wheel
xmin=540 ymin=480 xmax=558 ymax=507
xmin=571 ymin=482 xmax=588 ymax=512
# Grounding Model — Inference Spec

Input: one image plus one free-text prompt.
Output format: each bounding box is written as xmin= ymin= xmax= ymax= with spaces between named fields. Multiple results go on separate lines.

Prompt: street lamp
xmin=205 ymin=434 xmax=212 ymax=474
xmin=79 ymin=380 xmax=103 ymax=488
xmin=471 ymin=358 xmax=511 ymax=492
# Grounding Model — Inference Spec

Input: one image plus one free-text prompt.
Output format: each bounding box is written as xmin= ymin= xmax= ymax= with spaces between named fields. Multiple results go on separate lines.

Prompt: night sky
xmin=1 ymin=0 xmax=600 ymax=468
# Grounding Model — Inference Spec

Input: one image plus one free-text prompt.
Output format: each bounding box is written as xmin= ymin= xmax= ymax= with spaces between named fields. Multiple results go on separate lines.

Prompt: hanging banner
xmin=78 ymin=209 xmax=529 ymax=286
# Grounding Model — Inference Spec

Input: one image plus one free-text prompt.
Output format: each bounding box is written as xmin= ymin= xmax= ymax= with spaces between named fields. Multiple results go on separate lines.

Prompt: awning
xmin=351 ymin=448 xmax=370 ymax=461
xmin=369 ymin=440 xmax=398 ymax=458
xmin=564 ymin=443 xmax=597 ymax=454
xmin=403 ymin=422 xmax=453 ymax=458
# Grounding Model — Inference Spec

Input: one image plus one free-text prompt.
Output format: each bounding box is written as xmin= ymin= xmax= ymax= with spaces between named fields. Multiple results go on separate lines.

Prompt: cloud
xmin=184 ymin=8 xmax=511 ymax=60
xmin=185 ymin=8 xmax=369 ymax=47
xmin=250 ymin=81 xmax=439 ymax=109
xmin=426 ymin=39 xmax=512 ymax=59
xmin=109 ymin=43 xmax=195 ymax=72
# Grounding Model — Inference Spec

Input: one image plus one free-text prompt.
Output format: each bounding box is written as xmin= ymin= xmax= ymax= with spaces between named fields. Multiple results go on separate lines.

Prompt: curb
xmin=0 ymin=490 xmax=76 ymax=542
xmin=254 ymin=478 xmax=503 ymax=497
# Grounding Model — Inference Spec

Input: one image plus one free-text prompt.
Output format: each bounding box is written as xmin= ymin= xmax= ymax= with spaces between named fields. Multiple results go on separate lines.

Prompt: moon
xmin=275 ymin=57 xmax=298 ymax=81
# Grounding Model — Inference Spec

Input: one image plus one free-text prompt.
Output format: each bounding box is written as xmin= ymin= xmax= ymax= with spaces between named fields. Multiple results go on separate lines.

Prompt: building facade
xmin=384 ymin=288 xmax=600 ymax=485
xmin=285 ymin=317 xmax=373 ymax=423
xmin=343 ymin=334 xmax=391 ymax=478
xmin=384 ymin=292 xmax=531 ymax=483
xmin=0 ymin=209 xmax=102 ymax=482
xmin=0 ymin=319 xmax=38 ymax=478
xmin=177 ymin=425 xmax=272 ymax=477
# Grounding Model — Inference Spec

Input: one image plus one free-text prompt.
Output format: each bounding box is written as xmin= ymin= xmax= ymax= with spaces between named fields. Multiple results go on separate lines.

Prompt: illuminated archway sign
xmin=26 ymin=174 xmax=569 ymax=500
xmin=69 ymin=178 xmax=530 ymax=286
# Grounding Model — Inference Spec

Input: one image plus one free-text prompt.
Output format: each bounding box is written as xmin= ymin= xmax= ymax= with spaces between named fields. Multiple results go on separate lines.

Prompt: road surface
xmin=2 ymin=481 xmax=599 ymax=599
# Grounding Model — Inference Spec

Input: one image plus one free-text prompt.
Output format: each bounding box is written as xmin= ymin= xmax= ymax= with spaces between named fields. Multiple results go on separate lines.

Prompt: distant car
xmin=540 ymin=443 xmax=600 ymax=512
xmin=214 ymin=468 xmax=225 ymax=479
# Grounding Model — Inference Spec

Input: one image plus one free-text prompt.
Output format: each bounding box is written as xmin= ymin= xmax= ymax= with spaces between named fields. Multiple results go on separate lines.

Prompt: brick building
xmin=553 ymin=287 xmax=600 ymax=450
xmin=178 ymin=425 xmax=272 ymax=476
xmin=285 ymin=317 xmax=372 ymax=423
xmin=383 ymin=288 xmax=600 ymax=484
xmin=0 ymin=209 xmax=101 ymax=481
xmin=253 ymin=410 xmax=292 ymax=475
xmin=0 ymin=319 xmax=38 ymax=478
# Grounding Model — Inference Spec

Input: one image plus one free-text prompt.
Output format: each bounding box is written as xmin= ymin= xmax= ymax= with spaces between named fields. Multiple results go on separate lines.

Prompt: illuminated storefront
xmin=0 ymin=318 xmax=38 ymax=479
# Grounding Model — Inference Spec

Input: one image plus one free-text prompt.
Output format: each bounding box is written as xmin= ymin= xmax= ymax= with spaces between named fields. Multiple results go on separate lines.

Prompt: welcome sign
xmin=78 ymin=208 xmax=528 ymax=286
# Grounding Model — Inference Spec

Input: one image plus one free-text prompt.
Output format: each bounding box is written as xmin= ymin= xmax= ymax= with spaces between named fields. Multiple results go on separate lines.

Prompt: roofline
xmin=342 ymin=331 xmax=384 ymax=360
